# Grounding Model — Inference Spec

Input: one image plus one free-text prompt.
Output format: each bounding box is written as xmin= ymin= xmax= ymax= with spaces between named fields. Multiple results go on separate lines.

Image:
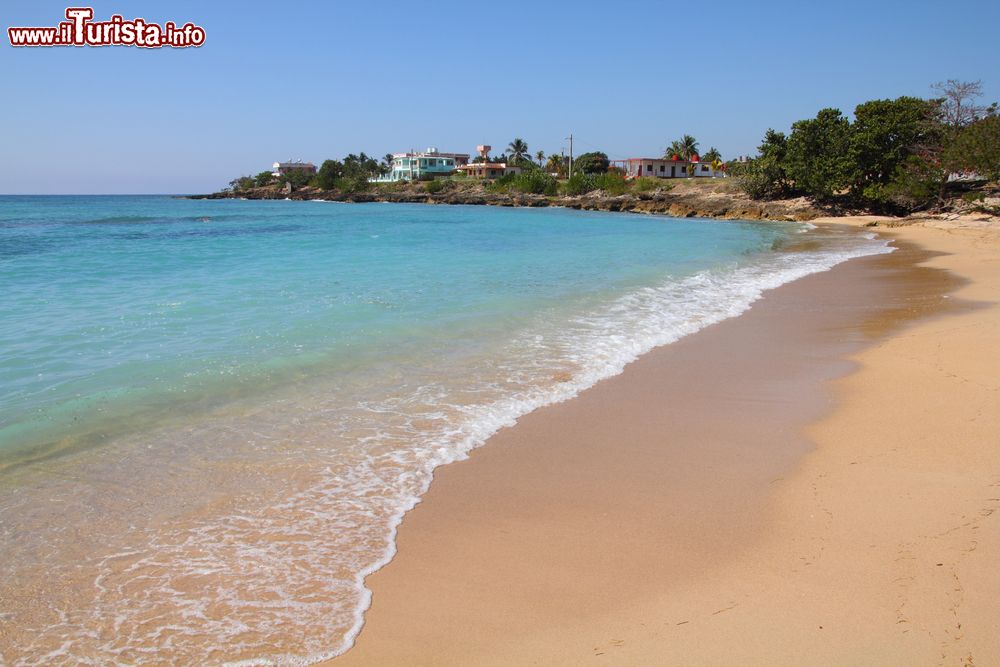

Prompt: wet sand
xmin=328 ymin=219 xmax=1000 ymax=665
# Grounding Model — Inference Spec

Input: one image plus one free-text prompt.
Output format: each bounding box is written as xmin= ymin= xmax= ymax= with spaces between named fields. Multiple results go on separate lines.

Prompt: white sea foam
xmin=322 ymin=230 xmax=895 ymax=663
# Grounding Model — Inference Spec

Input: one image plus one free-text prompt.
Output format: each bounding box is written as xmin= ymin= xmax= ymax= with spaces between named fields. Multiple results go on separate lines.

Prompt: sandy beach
xmin=329 ymin=217 xmax=1000 ymax=666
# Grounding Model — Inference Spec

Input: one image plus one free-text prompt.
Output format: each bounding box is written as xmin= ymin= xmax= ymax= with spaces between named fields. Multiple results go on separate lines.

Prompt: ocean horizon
xmin=0 ymin=196 xmax=891 ymax=664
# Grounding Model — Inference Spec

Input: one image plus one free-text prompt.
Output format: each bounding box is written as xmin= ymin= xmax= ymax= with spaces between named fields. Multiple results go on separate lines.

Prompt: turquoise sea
xmin=0 ymin=196 xmax=890 ymax=664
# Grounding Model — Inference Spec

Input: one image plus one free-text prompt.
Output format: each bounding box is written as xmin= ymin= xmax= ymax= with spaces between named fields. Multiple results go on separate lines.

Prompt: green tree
xmin=573 ymin=151 xmax=610 ymax=174
xmin=849 ymin=96 xmax=940 ymax=203
xmin=785 ymin=108 xmax=853 ymax=201
xmin=254 ymin=171 xmax=275 ymax=187
xmin=702 ymin=147 xmax=722 ymax=164
xmin=535 ymin=150 xmax=545 ymax=166
xmin=342 ymin=152 xmax=381 ymax=178
xmin=944 ymin=115 xmax=1000 ymax=181
xmin=881 ymin=156 xmax=946 ymax=212
xmin=228 ymin=175 xmax=255 ymax=192
xmin=315 ymin=159 xmax=344 ymax=190
xmin=545 ymin=153 xmax=566 ymax=176
xmin=507 ymin=138 xmax=530 ymax=165
xmin=280 ymin=169 xmax=313 ymax=188
xmin=382 ymin=153 xmax=395 ymax=174
xmin=734 ymin=129 xmax=790 ymax=199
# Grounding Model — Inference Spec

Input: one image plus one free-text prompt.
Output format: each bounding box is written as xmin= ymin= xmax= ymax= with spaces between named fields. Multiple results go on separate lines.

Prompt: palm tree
xmin=535 ymin=150 xmax=545 ymax=166
xmin=702 ymin=147 xmax=722 ymax=164
xmin=680 ymin=135 xmax=699 ymax=159
xmin=507 ymin=138 xmax=529 ymax=166
xmin=545 ymin=153 xmax=565 ymax=176
xmin=666 ymin=140 xmax=685 ymax=160
xmin=665 ymin=135 xmax=700 ymax=160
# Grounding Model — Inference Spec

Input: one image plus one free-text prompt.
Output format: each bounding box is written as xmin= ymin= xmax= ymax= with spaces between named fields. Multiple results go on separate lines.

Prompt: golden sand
xmin=329 ymin=217 xmax=999 ymax=666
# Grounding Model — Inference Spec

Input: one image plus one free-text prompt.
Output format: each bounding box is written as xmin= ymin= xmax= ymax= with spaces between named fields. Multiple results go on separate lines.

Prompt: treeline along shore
xmin=190 ymin=79 xmax=999 ymax=225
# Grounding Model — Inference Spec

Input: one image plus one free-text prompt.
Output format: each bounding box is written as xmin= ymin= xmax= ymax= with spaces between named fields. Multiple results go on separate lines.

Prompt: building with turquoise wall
xmin=372 ymin=148 xmax=470 ymax=182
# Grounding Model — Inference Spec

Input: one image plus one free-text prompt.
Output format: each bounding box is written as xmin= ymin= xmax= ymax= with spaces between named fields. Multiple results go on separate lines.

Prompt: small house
xmin=457 ymin=163 xmax=523 ymax=179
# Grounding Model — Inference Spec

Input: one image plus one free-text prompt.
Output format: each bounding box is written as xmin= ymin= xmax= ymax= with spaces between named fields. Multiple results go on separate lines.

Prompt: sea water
xmin=0 ymin=196 xmax=891 ymax=664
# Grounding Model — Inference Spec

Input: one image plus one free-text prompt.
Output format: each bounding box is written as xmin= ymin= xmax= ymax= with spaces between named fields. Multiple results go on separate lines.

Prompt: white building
xmin=620 ymin=156 xmax=723 ymax=179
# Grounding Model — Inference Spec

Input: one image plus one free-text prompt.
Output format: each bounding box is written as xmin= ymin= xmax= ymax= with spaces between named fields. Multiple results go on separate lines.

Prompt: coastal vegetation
xmin=486 ymin=170 xmax=559 ymax=196
xmin=562 ymin=172 xmax=628 ymax=196
xmin=545 ymin=153 xmax=567 ymax=176
xmin=220 ymin=82 xmax=996 ymax=219
xmin=732 ymin=80 xmax=999 ymax=213
xmin=573 ymin=152 xmax=611 ymax=175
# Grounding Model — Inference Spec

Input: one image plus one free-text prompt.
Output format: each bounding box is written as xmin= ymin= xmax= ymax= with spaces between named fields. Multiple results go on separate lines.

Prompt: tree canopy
xmin=702 ymin=147 xmax=722 ymax=164
xmin=573 ymin=151 xmax=610 ymax=175
xmin=731 ymin=129 xmax=789 ymax=199
xmin=736 ymin=80 xmax=997 ymax=212
xmin=849 ymin=96 xmax=940 ymax=202
xmin=945 ymin=115 xmax=1000 ymax=181
xmin=784 ymin=108 xmax=853 ymax=201
xmin=315 ymin=159 xmax=343 ymax=190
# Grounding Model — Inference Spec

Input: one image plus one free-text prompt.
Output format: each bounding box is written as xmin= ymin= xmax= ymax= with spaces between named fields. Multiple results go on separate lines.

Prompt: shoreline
xmin=184 ymin=180 xmax=826 ymax=223
xmin=185 ymin=183 xmax=1000 ymax=229
xmin=325 ymin=218 xmax=999 ymax=664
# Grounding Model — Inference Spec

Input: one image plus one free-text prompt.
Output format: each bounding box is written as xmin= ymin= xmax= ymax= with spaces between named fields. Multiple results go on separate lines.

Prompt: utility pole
xmin=566 ymin=133 xmax=574 ymax=179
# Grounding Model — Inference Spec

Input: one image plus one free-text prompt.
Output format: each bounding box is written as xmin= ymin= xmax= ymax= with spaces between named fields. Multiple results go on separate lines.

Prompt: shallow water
xmin=0 ymin=196 xmax=891 ymax=664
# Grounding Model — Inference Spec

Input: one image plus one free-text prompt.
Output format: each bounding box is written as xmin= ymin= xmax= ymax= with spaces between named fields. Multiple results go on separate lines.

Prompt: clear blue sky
xmin=2 ymin=0 xmax=998 ymax=194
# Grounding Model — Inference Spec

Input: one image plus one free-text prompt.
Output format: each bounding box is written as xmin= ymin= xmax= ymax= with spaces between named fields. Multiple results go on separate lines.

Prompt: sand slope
xmin=330 ymin=218 xmax=999 ymax=666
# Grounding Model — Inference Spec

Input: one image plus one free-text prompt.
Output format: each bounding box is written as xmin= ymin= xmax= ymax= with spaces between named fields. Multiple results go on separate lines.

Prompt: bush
xmin=228 ymin=175 xmax=255 ymax=192
xmin=595 ymin=172 xmax=628 ymax=194
xmin=560 ymin=172 xmax=628 ymax=196
xmin=945 ymin=115 xmax=1000 ymax=182
xmin=633 ymin=177 xmax=671 ymax=193
xmin=561 ymin=174 xmax=597 ymax=195
xmin=425 ymin=179 xmax=446 ymax=194
xmin=279 ymin=169 xmax=313 ymax=189
xmin=315 ymin=159 xmax=343 ymax=190
xmin=254 ymin=171 xmax=275 ymax=187
xmin=733 ymin=159 xmax=789 ymax=200
xmin=880 ymin=156 xmax=944 ymax=212
xmin=335 ymin=174 xmax=371 ymax=193
xmin=487 ymin=171 xmax=558 ymax=195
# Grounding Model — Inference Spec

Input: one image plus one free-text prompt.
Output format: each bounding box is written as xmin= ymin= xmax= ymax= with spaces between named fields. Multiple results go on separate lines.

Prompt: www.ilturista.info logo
xmin=8 ymin=7 xmax=205 ymax=48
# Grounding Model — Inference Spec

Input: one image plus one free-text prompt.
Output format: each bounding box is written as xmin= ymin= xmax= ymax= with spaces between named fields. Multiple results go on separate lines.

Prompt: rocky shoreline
xmin=185 ymin=181 xmax=826 ymax=222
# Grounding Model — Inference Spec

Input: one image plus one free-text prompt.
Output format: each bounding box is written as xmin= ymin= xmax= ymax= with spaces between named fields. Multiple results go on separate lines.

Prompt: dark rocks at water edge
xmin=183 ymin=182 xmax=823 ymax=223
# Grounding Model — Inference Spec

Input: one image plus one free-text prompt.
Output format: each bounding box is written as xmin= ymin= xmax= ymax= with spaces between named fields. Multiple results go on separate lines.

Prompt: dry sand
xmin=329 ymin=216 xmax=1000 ymax=666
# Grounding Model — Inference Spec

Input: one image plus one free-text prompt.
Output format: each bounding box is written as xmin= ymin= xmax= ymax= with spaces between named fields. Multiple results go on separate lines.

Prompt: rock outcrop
xmin=185 ymin=181 xmax=823 ymax=222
